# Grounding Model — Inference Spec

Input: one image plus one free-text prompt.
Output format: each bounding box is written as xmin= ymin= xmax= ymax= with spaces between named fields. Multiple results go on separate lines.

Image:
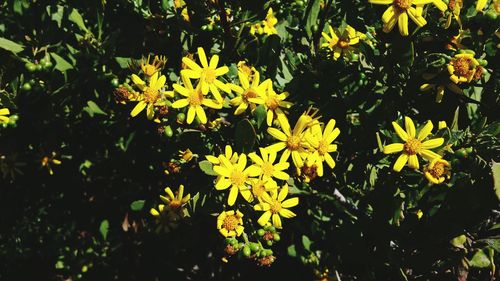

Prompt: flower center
xmin=452 ymin=57 xmax=474 ymax=77
xmin=317 ymin=140 xmax=328 ymax=156
xmin=142 ymin=64 xmax=157 ymax=76
xmin=144 ymin=87 xmax=160 ymax=104
xmin=188 ymin=89 xmax=204 ymax=106
xmin=338 ymin=39 xmax=349 ymax=49
xmin=202 ymin=68 xmax=216 ymax=84
xmin=265 ymin=97 xmax=279 ymax=110
xmin=261 ymin=162 xmax=274 ymax=177
xmin=230 ymin=170 xmax=247 ymax=186
xmin=403 ymin=138 xmax=421 ymax=155
xmin=269 ymin=199 xmax=282 ymax=214
xmin=286 ymin=135 xmax=302 ymax=150
xmin=393 ymin=0 xmax=411 ymax=10
xmin=243 ymin=88 xmax=258 ymax=102
xmin=429 ymin=162 xmax=446 ymax=178
xmin=169 ymin=199 xmax=182 ymax=210
xmin=252 ymin=182 xmax=266 ymax=198
xmin=222 ymin=214 xmax=240 ymax=231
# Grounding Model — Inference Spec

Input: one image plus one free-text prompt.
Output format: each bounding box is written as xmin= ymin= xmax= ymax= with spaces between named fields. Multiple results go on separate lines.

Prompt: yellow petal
xmin=421 ymin=138 xmax=444 ymax=149
xmin=384 ymin=143 xmax=404 ymax=154
xmin=393 ymin=153 xmax=408 ymax=172
xmin=130 ymin=101 xmax=147 ymax=117
xmin=417 ymin=121 xmax=434 ymax=141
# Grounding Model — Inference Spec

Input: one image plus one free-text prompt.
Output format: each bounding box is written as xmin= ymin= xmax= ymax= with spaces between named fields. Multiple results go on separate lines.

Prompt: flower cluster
xmin=383 ymin=116 xmax=451 ymax=184
xmin=250 ymin=8 xmax=278 ymax=36
xmin=321 ymin=24 xmax=367 ymax=60
xmin=150 ymin=184 xmax=191 ymax=232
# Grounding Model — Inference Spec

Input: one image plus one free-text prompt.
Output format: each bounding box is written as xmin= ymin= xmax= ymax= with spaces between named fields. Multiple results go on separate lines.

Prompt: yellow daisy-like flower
xmin=249 ymin=81 xmax=293 ymax=126
xmin=321 ymin=24 xmax=365 ymax=60
xmin=250 ymin=8 xmax=278 ymax=36
xmin=254 ymin=184 xmax=299 ymax=229
xmin=447 ymin=53 xmax=480 ymax=84
xmin=383 ymin=116 xmax=444 ymax=172
xmin=424 ymin=157 xmax=451 ymax=184
xmin=180 ymin=47 xmax=231 ymax=103
xmin=266 ymin=109 xmax=318 ymax=168
xmin=249 ymin=178 xmax=278 ymax=200
xmin=130 ymin=72 xmax=173 ymax=120
xmin=305 ymin=119 xmax=340 ymax=177
xmin=217 ymin=210 xmax=244 ymax=237
xmin=158 ymin=184 xmax=191 ymax=211
xmin=172 ymin=75 xmax=222 ymax=124
xmin=248 ymin=147 xmax=290 ymax=182
xmin=229 ymin=70 xmax=267 ymax=115
xmin=237 ymin=61 xmax=258 ymax=84
xmin=140 ymin=55 xmax=167 ymax=77
xmin=420 ymin=71 xmax=464 ymax=103
xmin=213 ymin=153 xmax=260 ymax=206
xmin=369 ymin=0 xmax=446 ymax=36
xmin=0 ymin=108 xmax=10 ymax=123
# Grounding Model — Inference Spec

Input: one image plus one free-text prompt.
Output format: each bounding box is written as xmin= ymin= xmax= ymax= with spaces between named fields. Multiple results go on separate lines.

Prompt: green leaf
xmin=302 ymin=235 xmax=312 ymax=251
xmin=492 ymin=161 xmax=500 ymax=200
xmin=451 ymin=234 xmax=467 ymax=249
xmin=451 ymin=106 xmax=460 ymax=131
xmin=304 ymin=0 xmax=320 ymax=38
xmin=50 ymin=53 xmax=74 ymax=72
xmin=99 ymin=219 xmax=109 ymax=240
xmin=253 ymin=105 xmax=267 ymax=129
xmin=130 ymin=200 xmax=145 ymax=211
xmin=469 ymin=249 xmax=491 ymax=268
xmin=83 ymin=101 xmax=107 ymax=117
xmin=115 ymin=57 xmax=131 ymax=69
xmin=68 ymin=8 xmax=88 ymax=32
xmin=199 ymin=160 xmax=217 ymax=176
xmin=46 ymin=5 xmax=64 ymax=28
xmin=287 ymin=244 xmax=297 ymax=257
xmin=0 ymin=37 xmax=24 ymax=54
xmin=234 ymin=119 xmax=256 ymax=153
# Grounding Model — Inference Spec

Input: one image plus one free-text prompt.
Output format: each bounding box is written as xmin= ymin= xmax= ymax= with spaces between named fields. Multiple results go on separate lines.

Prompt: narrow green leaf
xmin=115 ymin=57 xmax=131 ymax=69
xmin=254 ymin=105 xmax=266 ymax=129
xmin=302 ymin=235 xmax=312 ymax=251
xmin=0 ymin=37 xmax=24 ymax=54
xmin=199 ymin=160 xmax=217 ymax=176
xmin=83 ymin=101 xmax=107 ymax=117
xmin=492 ymin=162 xmax=500 ymax=201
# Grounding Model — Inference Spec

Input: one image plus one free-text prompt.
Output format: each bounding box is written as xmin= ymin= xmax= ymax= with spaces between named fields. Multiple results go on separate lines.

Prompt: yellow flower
xmin=368 ymin=0 xmax=446 ymax=36
xmin=417 ymin=209 xmax=424 ymax=219
xmin=179 ymin=149 xmax=195 ymax=162
xmin=229 ymin=70 xmax=267 ymax=115
xmin=41 ymin=152 xmax=62 ymax=175
xmin=237 ymin=61 xmax=258 ymax=83
xmin=180 ymin=47 xmax=231 ymax=102
xmin=0 ymin=108 xmax=10 ymax=123
xmin=305 ymin=119 xmax=340 ymax=177
xmin=130 ymin=72 xmax=173 ymax=120
xmin=249 ymin=81 xmax=293 ymax=126
xmin=321 ymin=24 xmax=365 ymax=60
xmin=248 ymin=147 xmax=290 ymax=182
xmin=213 ymin=153 xmax=261 ymax=206
xmin=254 ymin=184 xmax=299 ymax=229
xmin=159 ymin=184 xmax=191 ymax=210
xmin=420 ymin=71 xmax=464 ymax=103
xmin=250 ymin=8 xmax=278 ymax=36
xmin=266 ymin=109 xmax=318 ymax=168
xmin=424 ymin=157 xmax=451 ymax=184
xmin=172 ymin=74 xmax=222 ymax=124
xmin=249 ymin=178 xmax=278 ymax=200
xmin=383 ymin=116 xmax=444 ymax=172
xmin=438 ymin=121 xmax=447 ymax=129
xmin=447 ymin=53 xmax=480 ymax=84
xmin=217 ymin=210 xmax=244 ymax=237
xmin=140 ymin=55 xmax=167 ymax=76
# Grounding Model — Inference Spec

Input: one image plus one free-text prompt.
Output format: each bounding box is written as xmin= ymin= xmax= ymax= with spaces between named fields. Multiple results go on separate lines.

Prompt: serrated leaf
xmin=0 ymin=37 xmax=24 ymax=54
xmin=99 ymin=219 xmax=109 ymax=240
xmin=130 ymin=200 xmax=145 ymax=211
xmin=234 ymin=119 xmax=256 ymax=153
xmin=199 ymin=160 xmax=217 ymax=176
xmin=69 ymin=8 xmax=88 ymax=32
xmin=50 ymin=53 xmax=74 ymax=72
